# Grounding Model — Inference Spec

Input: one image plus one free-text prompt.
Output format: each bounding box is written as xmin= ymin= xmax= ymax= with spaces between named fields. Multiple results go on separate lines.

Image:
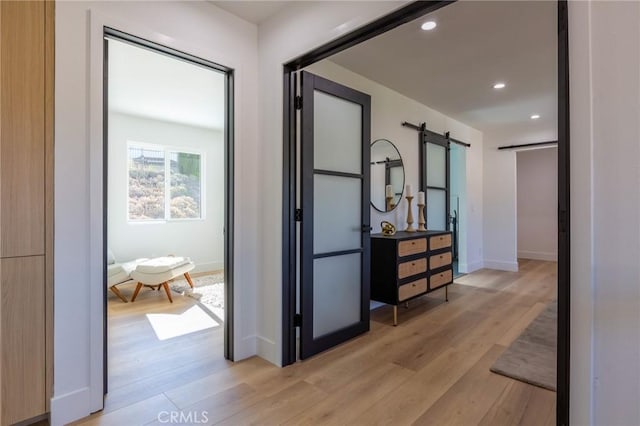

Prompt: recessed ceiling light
xmin=531 ymin=114 xmax=541 ymax=120
xmin=493 ymin=82 xmax=506 ymax=89
xmin=421 ymin=21 xmax=437 ymax=31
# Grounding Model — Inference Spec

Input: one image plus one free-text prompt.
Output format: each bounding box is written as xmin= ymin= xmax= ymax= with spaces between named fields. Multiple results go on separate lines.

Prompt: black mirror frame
xmin=370 ymin=138 xmax=405 ymax=213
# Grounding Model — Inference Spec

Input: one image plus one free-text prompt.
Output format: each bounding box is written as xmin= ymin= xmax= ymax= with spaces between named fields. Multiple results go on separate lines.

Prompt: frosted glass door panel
xmin=427 ymin=189 xmax=447 ymax=230
xmin=314 ymin=174 xmax=361 ymax=254
xmin=426 ymin=143 xmax=446 ymax=188
xmin=313 ymin=253 xmax=361 ymax=338
xmin=314 ymin=90 xmax=362 ymax=174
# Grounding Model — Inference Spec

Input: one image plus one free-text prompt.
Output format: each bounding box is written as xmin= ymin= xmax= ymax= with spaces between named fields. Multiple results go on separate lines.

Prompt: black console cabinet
xmin=371 ymin=230 xmax=453 ymax=325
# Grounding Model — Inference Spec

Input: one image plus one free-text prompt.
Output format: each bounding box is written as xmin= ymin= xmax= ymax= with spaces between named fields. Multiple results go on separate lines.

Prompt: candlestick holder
xmin=405 ymin=196 xmax=416 ymax=232
xmin=386 ymin=196 xmax=394 ymax=212
xmin=417 ymin=203 xmax=426 ymax=231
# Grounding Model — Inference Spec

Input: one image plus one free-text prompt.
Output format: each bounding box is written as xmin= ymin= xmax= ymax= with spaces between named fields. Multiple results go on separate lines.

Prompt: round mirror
xmin=370 ymin=139 xmax=404 ymax=212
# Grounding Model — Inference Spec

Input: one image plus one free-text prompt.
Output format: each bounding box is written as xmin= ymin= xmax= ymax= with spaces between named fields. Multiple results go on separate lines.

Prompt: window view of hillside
xmin=128 ymin=145 xmax=201 ymax=220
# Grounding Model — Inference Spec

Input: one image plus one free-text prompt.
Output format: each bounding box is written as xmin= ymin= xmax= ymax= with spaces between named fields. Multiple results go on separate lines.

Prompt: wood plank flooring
xmin=75 ymin=259 xmax=556 ymax=426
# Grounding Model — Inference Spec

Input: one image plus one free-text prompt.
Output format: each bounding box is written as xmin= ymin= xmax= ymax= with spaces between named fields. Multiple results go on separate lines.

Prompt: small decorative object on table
xmin=404 ymin=184 xmax=416 ymax=232
xmin=417 ymin=191 xmax=427 ymax=231
xmin=381 ymin=220 xmax=396 ymax=236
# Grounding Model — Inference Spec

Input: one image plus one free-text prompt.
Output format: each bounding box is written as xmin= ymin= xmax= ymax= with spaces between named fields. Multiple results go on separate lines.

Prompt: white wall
xmin=108 ymin=113 xmax=224 ymax=272
xmin=516 ymin=147 xmax=558 ymax=261
xmin=54 ymin=2 xmax=259 ymax=424
xmin=306 ymin=60 xmax=483 ymax=274
xmin=581 ymin=2 xmax=640 ymax=425
xmin=567 ymin=4 xmax=593 ymax=423
xmin=482 ymin=131 xmax=518 ymax=271
xmin=569 ymin=1 xmax=640 ymax=424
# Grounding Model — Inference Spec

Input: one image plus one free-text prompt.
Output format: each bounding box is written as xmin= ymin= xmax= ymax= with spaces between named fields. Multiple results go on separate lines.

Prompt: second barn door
xmin=421 ymin=129 xmax=450 ymax=231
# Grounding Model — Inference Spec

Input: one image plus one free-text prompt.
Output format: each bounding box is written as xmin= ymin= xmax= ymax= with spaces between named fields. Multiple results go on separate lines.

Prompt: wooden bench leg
xmin=110 ymin=286 xmax=128 ymax=303
xmin=131 ymin=283 xmax=143 ymax=302
xmin=184 ymin=272 xmax=195 ymax=289
xmin=162 ymin=282 xmax=173 ymax=303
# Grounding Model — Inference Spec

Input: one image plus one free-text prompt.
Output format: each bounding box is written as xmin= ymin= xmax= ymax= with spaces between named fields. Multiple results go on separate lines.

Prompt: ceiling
xmin=329 ymin=1 xmax=557 ymax=140
xmin=212 ymin=1 xmax=289 ymax=24
xmin=108 ymin=38 xmax=226 ymax=130
xmin=109 ymin=1 xmax=556 ymax=139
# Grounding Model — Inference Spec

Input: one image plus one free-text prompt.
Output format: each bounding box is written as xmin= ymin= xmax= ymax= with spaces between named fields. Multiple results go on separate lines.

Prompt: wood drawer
xmin=398 ymin=278 xmax=427 ymax=301
xmin=430 ymin=269 xmax=452 ymax=290
xmin=429 ymin=252 xmax=452 ymax=270
xmin=429 ymin=234 xmax=452 ymax=250
xmin=398 ymin=238 xmax=427 ymax=257
xmin=398 ymin=258 xmax=427 ymax=279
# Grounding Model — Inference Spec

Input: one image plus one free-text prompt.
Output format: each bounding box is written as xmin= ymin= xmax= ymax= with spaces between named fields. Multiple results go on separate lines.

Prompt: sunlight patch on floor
xmin=146 ymin=305 xmax=219 ymax=340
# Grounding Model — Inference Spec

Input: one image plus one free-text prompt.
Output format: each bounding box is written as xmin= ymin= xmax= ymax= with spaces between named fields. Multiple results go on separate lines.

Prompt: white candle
xmin=385 ymin=184 xmax=393 ymax=198
xmin=405 ymin=184 xmax=413 ymax=197
xmin=417 ymin=191 xmax=425 ymax=205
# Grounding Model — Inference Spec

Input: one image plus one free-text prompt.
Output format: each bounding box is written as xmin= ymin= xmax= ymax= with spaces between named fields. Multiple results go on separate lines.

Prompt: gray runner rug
xmin=490 ymin=300 xmax=557 ymax=391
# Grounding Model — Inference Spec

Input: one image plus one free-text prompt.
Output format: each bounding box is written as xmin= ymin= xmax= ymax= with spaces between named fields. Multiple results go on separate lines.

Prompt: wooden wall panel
xmin=0 ymin=1 xmax=52 ymax=423
xmin=0 ymin=1 xmax=46 ymax=258
xmin=0 ymin=256 xmax=46 ymax=425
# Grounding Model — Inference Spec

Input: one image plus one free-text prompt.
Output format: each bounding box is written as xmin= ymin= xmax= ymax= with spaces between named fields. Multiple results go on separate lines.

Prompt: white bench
xmin=130 ymin=256 xmax=195 ymax=303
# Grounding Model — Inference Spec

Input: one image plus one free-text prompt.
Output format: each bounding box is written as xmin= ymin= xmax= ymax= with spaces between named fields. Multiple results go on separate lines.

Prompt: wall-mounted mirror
xmin=370 ymin=139 xmax=404 ymax=212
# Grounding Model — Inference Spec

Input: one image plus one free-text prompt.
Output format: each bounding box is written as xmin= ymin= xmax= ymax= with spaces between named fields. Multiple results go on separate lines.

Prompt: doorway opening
xmin=103 ymin=29 xmax=234 ymax=403
xmin=282 ymin=1 xmax=569 ymax=424
xmin=517 ymin=147 xmax=559 ymax=263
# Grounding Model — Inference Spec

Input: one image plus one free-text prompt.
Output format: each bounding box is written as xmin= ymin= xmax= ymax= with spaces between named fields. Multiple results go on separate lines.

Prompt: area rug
xmin=490 ymin=300 xmax=557 ymax=391
xmin=171 ymin=272 xmax=224 ymax=323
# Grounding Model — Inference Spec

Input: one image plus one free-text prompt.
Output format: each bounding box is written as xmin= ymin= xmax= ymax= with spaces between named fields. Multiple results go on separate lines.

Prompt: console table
xmin=371 ymin=230 xmax=453 ymax=325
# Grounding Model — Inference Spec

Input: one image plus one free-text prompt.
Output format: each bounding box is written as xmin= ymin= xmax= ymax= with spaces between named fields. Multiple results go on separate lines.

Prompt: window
xmin=128 ymin=144 xmax=203 ymax=221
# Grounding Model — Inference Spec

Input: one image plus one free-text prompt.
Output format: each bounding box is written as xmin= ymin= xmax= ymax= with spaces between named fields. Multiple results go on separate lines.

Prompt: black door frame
xmin=282 ymin=2 xmax=570 ymax=425
xmin=298 ymin=71 xmax=372 ymax=359
xmin=103 ymin=28 xmax=236 ymax=393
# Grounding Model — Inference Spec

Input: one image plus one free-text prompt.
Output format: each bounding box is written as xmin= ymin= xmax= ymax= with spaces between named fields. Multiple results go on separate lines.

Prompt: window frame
xmin=126 ymin=140 xmax=206 ymax=223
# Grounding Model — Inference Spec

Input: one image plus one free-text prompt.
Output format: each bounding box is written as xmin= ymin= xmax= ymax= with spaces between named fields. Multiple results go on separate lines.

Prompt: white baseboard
xmin=233 ymin=334 xmax=257 ymax=362
xmin=256 ymin=335 xmax=279 ymax=366
xmin=483 ymin=259 xmax=519 ymax=272
xmin=518 ymin=251 xmax=558 ymax=261
xmin=459 ymin=260 xmax=484 ymax=274
xmin=50 ymin=387 xmax=91 ymax=426
xmin=193 ymin=261 xmax=224 ymax=273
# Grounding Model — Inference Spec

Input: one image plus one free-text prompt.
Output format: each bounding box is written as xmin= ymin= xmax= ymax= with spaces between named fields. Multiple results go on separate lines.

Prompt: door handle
xmin=362 ymin=225 xmax=372 ymax=233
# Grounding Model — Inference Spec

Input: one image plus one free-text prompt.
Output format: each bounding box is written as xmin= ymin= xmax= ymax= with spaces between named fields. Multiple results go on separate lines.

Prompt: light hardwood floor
xmin=75 ymin=259 xmax=556 ymax=426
